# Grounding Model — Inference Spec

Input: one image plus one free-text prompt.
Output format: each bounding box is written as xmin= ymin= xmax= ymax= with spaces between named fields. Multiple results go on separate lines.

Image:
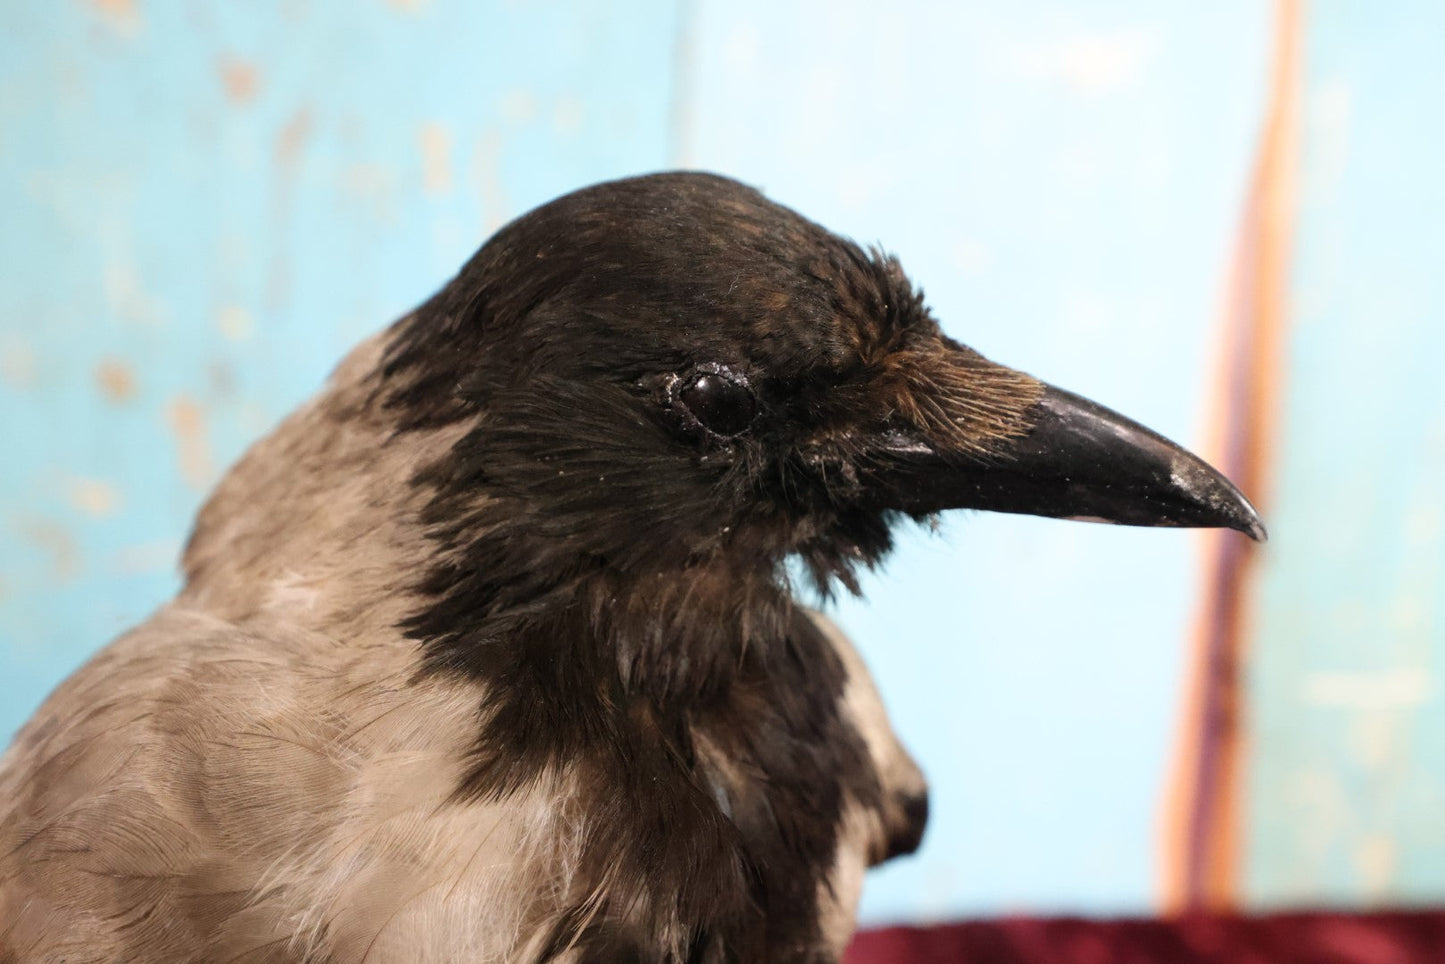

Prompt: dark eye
xmin=672 ymin=365 xmax=757 ymax=437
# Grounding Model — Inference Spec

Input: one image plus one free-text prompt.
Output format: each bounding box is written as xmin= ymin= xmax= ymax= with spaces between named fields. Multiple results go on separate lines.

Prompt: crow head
xmin=383 ymin=172 xmax=1261 ymax=608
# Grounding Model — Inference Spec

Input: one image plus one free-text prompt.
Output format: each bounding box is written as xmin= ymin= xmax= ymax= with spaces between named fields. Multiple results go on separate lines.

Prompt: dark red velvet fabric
xmin=844 ymin=911 xmax=1445 ymax=964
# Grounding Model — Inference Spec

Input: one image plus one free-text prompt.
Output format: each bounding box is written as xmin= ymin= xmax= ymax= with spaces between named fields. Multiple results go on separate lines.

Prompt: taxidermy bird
xmin=0 ymin=172 xmax=1263 ymax=963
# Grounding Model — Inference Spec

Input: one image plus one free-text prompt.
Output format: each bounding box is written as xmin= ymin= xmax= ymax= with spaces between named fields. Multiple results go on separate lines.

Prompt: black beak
xmin=871 ymin=382 xmax=1266 ymax=541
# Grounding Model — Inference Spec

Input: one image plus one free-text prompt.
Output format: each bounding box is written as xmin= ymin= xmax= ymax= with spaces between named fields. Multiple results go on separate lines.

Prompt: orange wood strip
xmin=1160 ymin=0 xmax=1302 ymax=912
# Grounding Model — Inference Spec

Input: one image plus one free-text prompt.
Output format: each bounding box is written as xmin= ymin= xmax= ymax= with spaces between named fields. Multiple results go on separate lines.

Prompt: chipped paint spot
xmin=1355 ymin=836 xmax=1397 ymax=896
xmin=95 ymin=358 xmax=137 ymax=402
xmin=166 ymin=396 xmax=214 ymax=490
xmin=217 ymin=305 xmax=254 ymax=342
xmin=275 ymin=107 xmax=314 ymax=172
xmin=218 ymin=57 xmax=261 ymax=105
xmin=0 ymin=335 xmax=37 ymax=388
xmin=387 ymin=0 xmax=431 ymax=10
xmin=418 ymin=122 xmax=453 ymax=196
xmin=90 ymin=0 xmax=141 ymax=35
xmin=67 ymin=478 xmax=121 ymax=518
xmin=18 ymin=520 xmax=81 ymax=581
xmin=267 ymin=109 xmax=310 ymax=310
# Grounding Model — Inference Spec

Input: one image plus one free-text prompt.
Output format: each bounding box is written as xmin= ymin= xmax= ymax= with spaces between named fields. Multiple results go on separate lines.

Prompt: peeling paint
xmin=267 ymin=108 xmax=313 ymax=310
xmin=418 ymin=122 xmax=453 ymax=196
xmin=274 ymin=107 xmax=314 ymax=172
xmin=95 ymin=358 xmax=137 ymax=402
xmin=1355 ymin=836 xmax=1398 ymax=897
xmin=89 ymin=0 xmax=141 ymax=36
xmin=218 ymin=57 xmax=261 ymax=105
xmin=166 ymin=396 xmax=214 ymax=490
xmin=67 ymin=478 xmax=121 ymax=519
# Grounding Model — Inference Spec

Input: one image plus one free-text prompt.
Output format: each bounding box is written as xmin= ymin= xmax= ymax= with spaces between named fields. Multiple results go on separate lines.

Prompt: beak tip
xmin=1220 ymin=491 xmax=1267 ymax=543
xmin=1240 ymin=516 xmax=1269 ymax=543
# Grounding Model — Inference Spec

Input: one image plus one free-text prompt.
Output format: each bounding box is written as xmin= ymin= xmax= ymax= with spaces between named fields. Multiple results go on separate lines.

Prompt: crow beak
xmin=869 ymin=382 xmax=1267 ymax=541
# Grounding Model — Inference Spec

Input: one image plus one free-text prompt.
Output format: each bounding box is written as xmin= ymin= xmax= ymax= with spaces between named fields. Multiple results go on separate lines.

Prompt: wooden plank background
xmin=6 ymin=0 xmax=1439 ymax=925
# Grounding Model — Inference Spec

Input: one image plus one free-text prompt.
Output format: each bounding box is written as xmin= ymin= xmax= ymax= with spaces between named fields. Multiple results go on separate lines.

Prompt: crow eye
xmin=671 ymin=364 xmax=757 ymax=438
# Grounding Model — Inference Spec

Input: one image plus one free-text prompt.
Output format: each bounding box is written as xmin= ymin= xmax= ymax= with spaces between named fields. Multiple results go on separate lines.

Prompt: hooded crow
xmin=0 ymin=172 xmax=1262 ymax=963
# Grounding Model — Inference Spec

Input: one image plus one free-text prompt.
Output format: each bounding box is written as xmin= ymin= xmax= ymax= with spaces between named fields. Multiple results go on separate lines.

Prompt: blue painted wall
xmin=12 ymin=0 xmax=1433 ymax=926
xmin=1 ymin=0 xmax=680 ymax=758
xmin=1246 ymin=0 xmax=1445 ymax=908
